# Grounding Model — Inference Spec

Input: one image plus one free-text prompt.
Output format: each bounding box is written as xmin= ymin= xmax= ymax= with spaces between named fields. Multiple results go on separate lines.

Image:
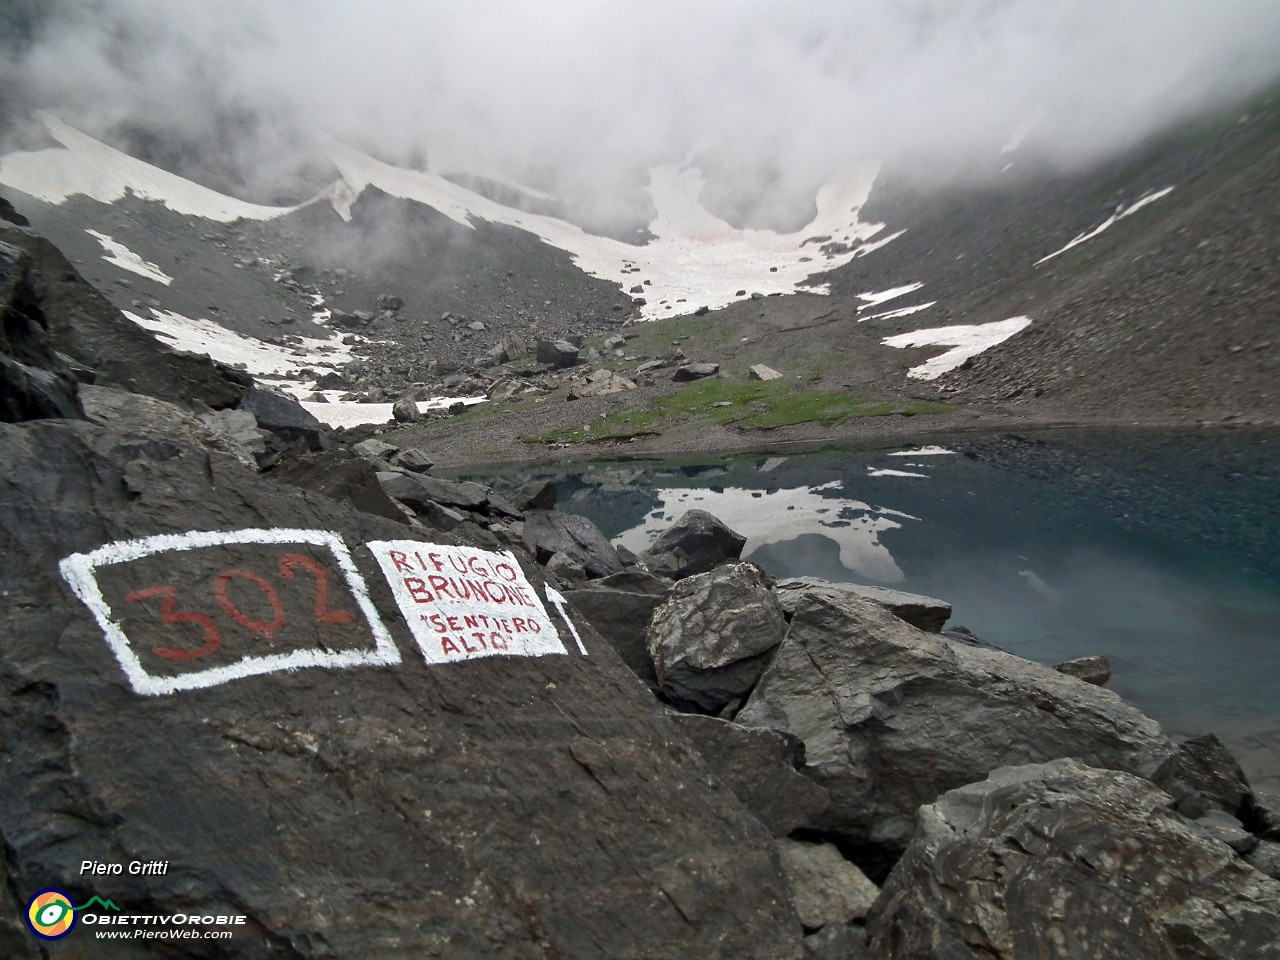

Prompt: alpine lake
xmin=450 ymin=428 xmax=1280 ymax=792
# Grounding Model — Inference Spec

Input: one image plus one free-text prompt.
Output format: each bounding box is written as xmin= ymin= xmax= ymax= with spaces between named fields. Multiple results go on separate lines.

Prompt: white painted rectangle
xmin=59 ymin=529 xmax=399 ymax=696
xmin=367 ymin=540 xmax=566 ymax=664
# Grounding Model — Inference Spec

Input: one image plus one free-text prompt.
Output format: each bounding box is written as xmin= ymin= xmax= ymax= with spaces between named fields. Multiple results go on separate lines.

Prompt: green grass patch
xmin=529 ymin=376 xmax=953 ymax=444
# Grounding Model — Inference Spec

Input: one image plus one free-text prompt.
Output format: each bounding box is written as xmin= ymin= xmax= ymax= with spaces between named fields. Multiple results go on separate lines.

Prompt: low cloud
xmin=4 ymin=0 xmax=1279 ymax=230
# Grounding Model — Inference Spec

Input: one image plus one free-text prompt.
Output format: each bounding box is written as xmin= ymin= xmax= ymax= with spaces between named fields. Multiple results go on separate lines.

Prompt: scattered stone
xmin=646 ymin=561 xmax=787 ymax=712
xmin=238 ymin=384 xmax=331 ymax=458
xmin=270 ymin=450 xmax=408 ymax=524
xmin=546 ymin=551 xmax=587 ymax=583
xmin=197 ymin=407 xmax=269 ymax=461
xmin=500 ymin=331 xmax=528 ymax=362
xmin=773 ymin=577 xmax=951 ymax=632
xmin=391 ymin=397 xmax=422 ymax=423
xmin=1055 ymin=654 xmax=1112 ymax=685
xmin=352 ymin=438 xmax=399 ymax=462
xmin=377 ymin=472 xmax=489 ymax=511
xmin=639 ymin=509 xmax=747 ymax=579
xmin=749 ymin=364 xmax=784 ymax=381
xmin=375 ymin=293 xmax=403 ymax=312
xmin=390 ymin=447 xmax=435 ymax=474
xmin=467 ymin=320 xmax=486 ymax=332
xmin=671 ymin=715 xmax=829 ymax=837
xmin=1247 ymin=840 xmax=1280 ymax=880
xmin=672 ymin=362 xmax=720 ymax=381
xmin=536 ymin=339 xmax=579 ymax=369
xmin=803 ymin=924 xmax=873 ymax=960
xmin=1153 ymin=734 xmax=1254 ymax=820
xmin=867 ymin=759 xmax=1280 ymax=959
xmin=777 ymin=839 xmax=879 ymax=930
xmin=567 ymin=368 xmax=638 ymax=400
xmin=737 ymin=591 xmax=1174 ymax=863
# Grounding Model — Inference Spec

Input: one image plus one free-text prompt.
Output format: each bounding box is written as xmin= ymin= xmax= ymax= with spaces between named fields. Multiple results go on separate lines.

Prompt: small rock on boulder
xmin=672 ymin=362 xmax=720 ymax=382
xmin=774 ymin=577 xmax=951 ymax=633
xmin=639 ymin=509 xmax=746 ymax=580
xmin=536 ymin=339 xmax=580 ymax=369
xmin=1054 ymin=654 xmax=1112 ymax=685
xmin=647 ymin=561 xmax=786 ymax=712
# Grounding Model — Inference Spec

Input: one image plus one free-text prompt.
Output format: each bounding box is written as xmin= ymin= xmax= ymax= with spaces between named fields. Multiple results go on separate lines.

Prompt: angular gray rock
xmin=546 ymin=551 xmax=587 ymax=583
xmin=499 ymin=331 xmax=528 ymax=362
xmin=647 ymin=561 xmax=787 ymax=713
xmin=1054 ymin=654 xmax=1112 ymax=685
xmin=737 ymin=591 xmax=1174 ymax=861
xmin=377 ymin=471 xmax=489 ymax=511
xmin=867 ymin=759 xmax=1280 ymax=960
xmin=1152 ymin=733 xmax=1255 ymax=820
xmin=639 ymin=508 xmax=746 ymax=579
xmin=776 ymin=838 xmax=879 ymax=930
xmin=748 ymin=363 xmax=784 ymax=381
xmin=1195 ymin=809 xmax=1258 ymax=855
xmin=352 ymin=437 xmax=399 ymax=461
xmin=567 ymin=368 xmax=637 ymax=400
xmin=390 ymin=447 xmax=435 ymax=474
xmin=773 ymin=577 xmax=952 ymax=632
xmin=391 ymin=396 xmax=421 ymax=423
xmin=672 ymin=715 xmax=829 ymax=837
xmin=511 ymin=478 xmax=557 ymax=511
xmin=563 ymin=581 xmax=667 ymax=690
xmin=1247 ymin=839 xmax=1280 ymax=880
xmin=536 ymin=338 xmax=579 ymax=369
xmin=672 ymin=361 xmax=720 ymax=381
xmin=522 ymin=508 xmax=623 ymax=579
xmin=239 ymin=384 xmax=332 ymax=458
xmin=271 ymin=450 xmax=408 ymax=524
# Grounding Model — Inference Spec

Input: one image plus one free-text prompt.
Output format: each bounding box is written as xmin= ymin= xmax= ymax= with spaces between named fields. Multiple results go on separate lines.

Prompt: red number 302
xmin=124 ymin=553 xmax=354 ymax=661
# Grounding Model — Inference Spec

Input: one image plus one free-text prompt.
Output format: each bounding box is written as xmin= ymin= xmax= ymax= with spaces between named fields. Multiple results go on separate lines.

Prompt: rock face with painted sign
xmin=0 ymin=419 xmax=802 ymax=959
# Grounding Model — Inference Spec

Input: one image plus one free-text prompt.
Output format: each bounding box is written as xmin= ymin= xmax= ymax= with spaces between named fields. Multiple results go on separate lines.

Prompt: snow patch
xmin=887 ymin=446 xmax=956 ymax=457
xmin=85 ymin=230 xmax=172 ymax=285
xmin=324 ymin=140 xmax=891 ymax=320
xmin=1036 ymin=187 xmax=1175 ymax=265
xmin=882 ymin=317 xmax=1032 ymax=380
xmin=297 ymin=396 xmax=486 ymax=430
xmin=858 ymin=282 xmax=924 ymax=307
xmin=860 ymin=301 xmax=936 ymax=322
xmin=866 ymin=467 xmax=929 ymax=478
xmin=0 ymin=115 xmax=294 ymax=222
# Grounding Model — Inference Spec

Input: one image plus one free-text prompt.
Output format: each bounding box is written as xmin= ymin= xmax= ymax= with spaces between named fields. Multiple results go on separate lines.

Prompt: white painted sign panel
xmin=59 ymin=529 xmax=399 ymax=696
xmin=368 ymin=540 xmax=567 ymax=664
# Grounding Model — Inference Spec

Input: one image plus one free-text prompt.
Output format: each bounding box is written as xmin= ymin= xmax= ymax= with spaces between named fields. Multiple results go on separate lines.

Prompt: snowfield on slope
xmin=882 ymin=317 xmax=1033 ymax=380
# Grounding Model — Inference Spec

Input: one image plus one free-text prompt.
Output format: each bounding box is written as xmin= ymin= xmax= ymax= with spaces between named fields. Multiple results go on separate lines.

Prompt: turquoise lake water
xmin=459 ymin=429 xmax=1280 ymax=790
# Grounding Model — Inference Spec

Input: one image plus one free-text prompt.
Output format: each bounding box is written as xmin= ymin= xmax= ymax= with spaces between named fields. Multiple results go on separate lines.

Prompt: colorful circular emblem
xmin=26 ymin=888 xmax=77 ymax=940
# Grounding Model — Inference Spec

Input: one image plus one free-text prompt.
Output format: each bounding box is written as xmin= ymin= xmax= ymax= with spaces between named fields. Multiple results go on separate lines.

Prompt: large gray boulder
xmin=867 ymin=759 xmax=1280 ymax=959
xmin=777 ymin=838 xmax=879 ymax=931
xmin=647 ymin=561 xmax=787 ymax=712
xmin=773 ymin=577 xmax=952 ymax=632
xmin=0 ymin=418 xmax=803 ymax=959
xmin=737 ymin=590 xmax=1174 ymax=861
xmin=672 ymin=714 xmax=829 ymax=837
xmin=536 ymin=338 xmax=579 ymax=369
xmin=564 ymin=575 xmax=669 ymax=690
xmin=377 ymin=471 xmax=489 ymax=511
xmin=639 ymin=508 xmax=746 ymax=579
xmin=522 ymin=508 xmax=624 ymax=579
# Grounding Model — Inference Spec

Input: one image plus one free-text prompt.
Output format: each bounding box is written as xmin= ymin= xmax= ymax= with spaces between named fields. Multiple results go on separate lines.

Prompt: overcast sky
xmin=5 ymin=0 xmax=1280 ymax=229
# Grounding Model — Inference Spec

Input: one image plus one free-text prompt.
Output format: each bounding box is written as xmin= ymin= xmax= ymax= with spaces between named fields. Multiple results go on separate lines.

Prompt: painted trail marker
xmin=545 ymin=585 xmax=588 ymax=656
xmin=60 ymin=529 xmax=398 ymax=696
xmin=368 ymin=541 xmax=567 ymax=664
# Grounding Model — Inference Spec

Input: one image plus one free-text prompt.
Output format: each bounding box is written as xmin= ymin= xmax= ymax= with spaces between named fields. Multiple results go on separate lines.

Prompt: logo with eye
xmin=26 ymin=889 xmax=77 ymax=940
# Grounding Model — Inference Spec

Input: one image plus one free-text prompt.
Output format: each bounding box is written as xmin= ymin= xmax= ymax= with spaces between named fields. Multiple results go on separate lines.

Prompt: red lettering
xmin=449 ymin=554 xmax=469 ymax=574
xmin=447 ymin=615 xmax=462 ymax=632
xmin=214 ymin=569 xmax=287 ymax=641
xmin=389 ymin=550 xmax=413 ymax=574
xmin=428 ymin=553 xmax=445 ymax=571
xmin=483 ymin=580 xmax=508 ymax=604
xmin=429 ymin=614 xmax=446 ymax=633
xmin=441 ymin=636 xmax=461 ymax=656
xmin=468 ymin=556 xmax=490 ymax=578
xmin=428 ymin=575 xmax=452 ymax=599
xmin=472 ymin=631 xmax=488 ymax=650
xmin=403 ymin=577 xmax=432 ymax=603
xmin=494 ymin=562 xmax=517 ymax=582
xmin=278 ymin=553 xmax=355 ymax=625
xmin=490 ymin=632 xmax=508 ymax=650
xmin=125 ymin=585 xmax=222 ymax=661
xmin=511 ymin=617 xmax=527 ymax=634
xmin=460 ymin=634 xmax=479 ymax=654
xmin=464 ymin=615 xmax=479 ymax=629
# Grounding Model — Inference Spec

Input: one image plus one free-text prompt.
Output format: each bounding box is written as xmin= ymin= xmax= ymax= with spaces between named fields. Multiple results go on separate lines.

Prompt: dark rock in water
xmin=536 ymin=338 xmax=579 ymax=369
xmin=672 ymin=361 xmax=720 ymax=381
xmin=2 ymin=226 xmax=249 ymax=409
xmin=1054 ymin=654 xmax=1112 ymax=685
xmin=737 ymin=590 xmax=1174 ymax=865
xmin=523 ymin=509 xmax=623 ymax=579
xmin=270 ymin=449 xmax=408 ymax=524
xmin=672 ymin=714 xmax=829 ymax=837
xmin=774 ymin=577 xmax=951 ymax=632
xmin=391 ymin=396 xmax=421 ymax=423
xmin=647 ymin=561 xmax=787 ymax=713
xmin=776 ymin=838 xmax=879 ymax=931
xmin=866 ymin=759 xmax=1280 ymax=960
xmin=511 ymin=478 xmax=557 ymax=511
xmin=1152 ymin=733 xmax=1254 ymax=820
xmin=640 ymin=508 xmax=746 ymax=580
xmin=0 ymin=419 xmax=803 ymax=958
xmin=1 ymin=239 xmax=84 ymax=422
xmin=377 ymin=471 xmax=489 ymax=511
